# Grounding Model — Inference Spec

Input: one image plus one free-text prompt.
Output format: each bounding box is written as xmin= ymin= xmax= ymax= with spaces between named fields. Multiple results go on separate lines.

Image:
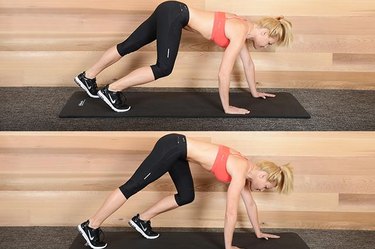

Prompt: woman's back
xmin=186 ymin=137 xmax=248 ymax=175
xmin=187 ymin=7 xmax=249 ymax=41
xmin=185 ymin=7 xmax=215 ymax=39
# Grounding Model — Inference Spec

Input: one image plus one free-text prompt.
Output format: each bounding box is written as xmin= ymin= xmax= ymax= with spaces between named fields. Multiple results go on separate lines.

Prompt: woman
xmin=78 ymin=133 xmax=293 ymax=249
xmin=74 ymin=1 xmax=293 ymax=114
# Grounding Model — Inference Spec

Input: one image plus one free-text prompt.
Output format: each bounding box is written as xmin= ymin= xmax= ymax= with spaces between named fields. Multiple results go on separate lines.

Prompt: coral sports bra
xmin=211 ymin=12 xmax=246 ymax=48
xmin=211 ymin=12 xmax=230 ymax=48
xmin=211 ymin=145 xmax=244 ymax=183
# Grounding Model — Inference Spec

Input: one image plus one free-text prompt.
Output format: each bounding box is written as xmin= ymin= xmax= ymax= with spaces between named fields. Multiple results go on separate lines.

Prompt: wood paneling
xmin=1 ymin=191 xmax=374 ymax=229
xmin=1 ymin=0 xmax=374 ymax=89
xmin=205 ymin=0 xmax=375 ymax=17
xmin=2 ymin=0 xmax=372 ymax=16
xmin=0 ymin=132 xmax=374 ymax=229
xmin=0 ymin=0 xmax=204 ymax=11
xmin=2 ymin=33 xmax=375 ymax=54
xmin=1 ymin=51 xmax=374 ymax=88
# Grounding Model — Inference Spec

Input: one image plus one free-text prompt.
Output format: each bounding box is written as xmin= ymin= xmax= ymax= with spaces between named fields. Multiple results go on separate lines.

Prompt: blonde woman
xmin=78 ymin=133 xmax=293 ymax=249
xmin=75 ymin=1 xmax=293 ymax=114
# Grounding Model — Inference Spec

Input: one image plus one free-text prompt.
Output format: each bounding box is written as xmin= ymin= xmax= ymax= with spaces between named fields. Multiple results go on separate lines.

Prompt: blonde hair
xmin=256 ymin=16 xmax=293 ymax=46
xmin=256 ymin=161 xmax=294 ymax=194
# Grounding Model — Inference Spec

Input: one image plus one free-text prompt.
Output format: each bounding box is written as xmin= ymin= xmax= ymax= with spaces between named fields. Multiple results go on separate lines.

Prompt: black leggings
xmin=116 ymin=1 xmax=190 ymax=80
xmin=119 ymin=133 xmax=194 ymax=206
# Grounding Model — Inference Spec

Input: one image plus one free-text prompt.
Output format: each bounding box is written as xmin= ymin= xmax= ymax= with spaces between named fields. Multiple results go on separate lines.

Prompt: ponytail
xmin=256 ymin=161 xmax=294 ymax=194
xmin=256 ymin=16 xmax=293 ymax=47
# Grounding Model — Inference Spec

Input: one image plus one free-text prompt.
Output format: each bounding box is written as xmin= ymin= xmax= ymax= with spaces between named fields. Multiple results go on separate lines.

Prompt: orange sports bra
xmin=211 ymin=145 xmax=241 ymax=183
xmin=211 ymin=12 xmax=246 ymax=48
xmin=211 ymin=12 xmax=230 ymax=48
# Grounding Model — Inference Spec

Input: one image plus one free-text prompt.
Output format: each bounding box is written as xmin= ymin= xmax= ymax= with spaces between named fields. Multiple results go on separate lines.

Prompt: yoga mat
xmin=59 ymin=91 xmax=310 ymax=118
xmin=70 ymin=231 xmax=310 ymax=249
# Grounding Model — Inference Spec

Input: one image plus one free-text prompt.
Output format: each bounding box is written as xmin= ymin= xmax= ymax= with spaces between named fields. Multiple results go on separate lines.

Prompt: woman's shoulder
xmin=228 ymin=147 xmax=243 ymax=156
xmin=226 ymin=17 xmax=249 ymax=39
xmin=227 ymin=152 xmax=249 ymax=175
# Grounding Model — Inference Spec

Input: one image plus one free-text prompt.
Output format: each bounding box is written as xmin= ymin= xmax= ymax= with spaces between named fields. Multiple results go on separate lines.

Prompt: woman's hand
xmin=251 ymin=91 xmax=276 ymax=99
xmin=256 ymin=232 xmax=280 ymax=240
xmin=225 ymin=106 xmax=250 ymax=115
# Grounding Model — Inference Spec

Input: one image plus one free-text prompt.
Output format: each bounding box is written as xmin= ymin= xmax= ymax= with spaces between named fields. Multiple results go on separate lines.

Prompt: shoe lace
xmin=144 ymin=220 xmax=153 ymax=231
xmin=90 ymin=79 xmax=98 ymax=90
xmin=98 ymin=227 xmax=105 ymax=242
xmin=115 ymin=92 xmax=128 ymax=106
xmin=93 ymin=227 xmax=106 ymax=243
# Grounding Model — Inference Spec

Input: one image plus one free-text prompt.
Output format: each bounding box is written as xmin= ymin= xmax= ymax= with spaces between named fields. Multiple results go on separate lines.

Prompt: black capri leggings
xmin=116 ymin=1 xmax=190 ymax=80
xmin=119 ymin=133 xmax=195 ymax=206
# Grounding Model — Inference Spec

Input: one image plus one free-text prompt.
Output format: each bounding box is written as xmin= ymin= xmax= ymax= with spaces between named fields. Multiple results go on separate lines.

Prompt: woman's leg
xmin=84 ymin=7 xmax=158 ymax=81
xmin=123 ymin=134 xmax=188 ymax=239
xmin=78 ymin=188 xmax=126 ymax=248
xmin=108 ymin=1 xmax=189 ymax=92
xmin=85 ymin=46 xmax=122 ymax=79
xmin=108 ymin=66 xmax=155 ymax=92
xmin=139 ymin=159 xmax=194 ymax=221
xmin=75 ymin=7 xmax=158 ymax=102
xmin=88 ymin=188 xmax=127 ymax=229
xmin=138 ymin=195 xmax=179 ymax=221
xmin=87 ymin=134 xmax=182 ymax=230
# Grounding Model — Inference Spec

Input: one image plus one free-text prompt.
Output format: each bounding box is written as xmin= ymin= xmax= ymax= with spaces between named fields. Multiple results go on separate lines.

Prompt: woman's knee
xmin=119 ymin=178 xmax=143 ymax=199
xmin=175 ymin=190 xmax=195 ymax=206
xmin=151 ymin=64 xmax=174 ymax=79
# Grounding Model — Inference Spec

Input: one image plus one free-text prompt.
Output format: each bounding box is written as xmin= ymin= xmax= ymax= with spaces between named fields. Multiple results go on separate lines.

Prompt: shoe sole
xmin=77 ymin=224 xmax=107 ymax=249
xmin=128 ymin=220 xmax=160 ymax=239
xmin=98 ymin=90 xmax=131 ymax=113
xmin=74 ymin=76 xmax=100 ymax=99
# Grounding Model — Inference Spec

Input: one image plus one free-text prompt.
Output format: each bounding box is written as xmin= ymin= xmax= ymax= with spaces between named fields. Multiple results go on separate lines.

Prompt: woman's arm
xmin=239 ymin=45 xmax=275 ymax=99
xmin=218 ymin=23 xmax=250 ymax=115
xmin=240 ymin=185 xmax=280 ymax=239
xmin=225 ymin=176 xmax=246 ymax=249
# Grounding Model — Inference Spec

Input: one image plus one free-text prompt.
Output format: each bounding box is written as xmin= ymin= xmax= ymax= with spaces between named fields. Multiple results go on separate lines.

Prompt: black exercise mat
xmin=70 ymin=231 xmax=309 ymax=249
xmin=59 ymin=91 xmax=310 ymax=118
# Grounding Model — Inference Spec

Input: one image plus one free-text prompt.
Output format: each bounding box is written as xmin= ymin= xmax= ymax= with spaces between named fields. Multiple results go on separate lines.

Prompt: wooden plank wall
xmin=0 ymin=132 xmax=374 ymax=229
xmin=1 ymin=0 xmax=374 ymax=89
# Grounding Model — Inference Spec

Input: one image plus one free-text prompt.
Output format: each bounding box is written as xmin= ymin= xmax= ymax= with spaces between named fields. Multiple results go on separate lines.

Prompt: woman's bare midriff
xmin=185 ymin=7 xmax=215 ymax=40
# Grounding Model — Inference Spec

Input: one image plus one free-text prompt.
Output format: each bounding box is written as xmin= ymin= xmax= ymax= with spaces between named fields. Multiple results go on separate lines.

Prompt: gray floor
xmin=0 ymin=87 xmax=374 ymax=131
xmin=0 ymin=227 xmax=374 ymax=249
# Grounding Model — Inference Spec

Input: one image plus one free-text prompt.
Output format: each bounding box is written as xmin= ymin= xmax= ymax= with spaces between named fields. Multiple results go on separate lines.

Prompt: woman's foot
xmin=129 ymin=214 xmax=160 ymax=239
xmin=74 ymin=72 xmax=99 ymax=98
xmin=98 ymin=85 xmax=131 ymax=112
xmin=77 ymin=220 xmax=107 ymax=249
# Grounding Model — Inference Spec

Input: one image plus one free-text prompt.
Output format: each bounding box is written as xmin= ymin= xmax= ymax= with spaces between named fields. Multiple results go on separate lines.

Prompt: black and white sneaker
xmin=129 ymin=214 xmax=160 ymax=239
xmin=98 ymin=85 xmax=131 ymax=112
xmin=74 ymin=72 xmax=99 ymax=98
xmin=77 ymin=220 xmax=107 ymax=249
